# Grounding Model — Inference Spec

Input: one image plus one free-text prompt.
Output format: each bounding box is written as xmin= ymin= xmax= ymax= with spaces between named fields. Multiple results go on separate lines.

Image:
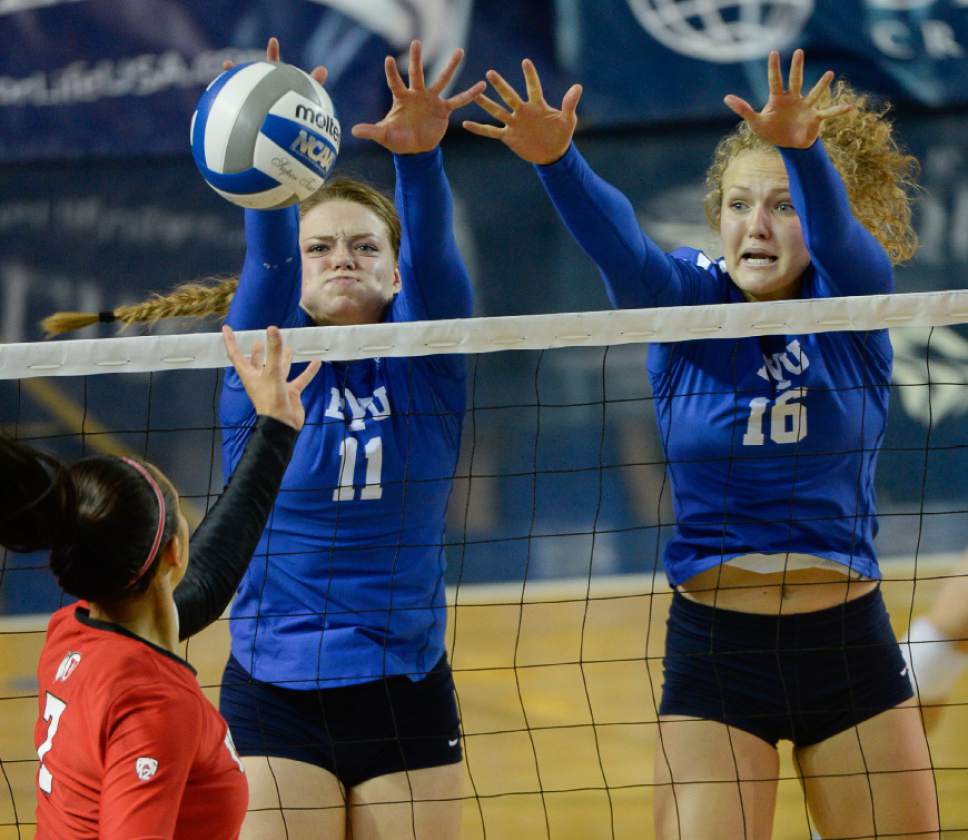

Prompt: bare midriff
xmin=677 ymin=563 xmax=878 ymax=615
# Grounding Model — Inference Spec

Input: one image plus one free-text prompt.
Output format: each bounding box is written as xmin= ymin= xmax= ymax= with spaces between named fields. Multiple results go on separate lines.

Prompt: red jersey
xmin=34 ymin=604 xmax=247 ymax=840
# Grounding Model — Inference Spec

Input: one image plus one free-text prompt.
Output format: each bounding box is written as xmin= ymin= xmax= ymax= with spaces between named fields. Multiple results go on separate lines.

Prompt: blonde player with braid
xmin=43 ymin=279 xmax=241 ymax=337
xmin=46 ymin=37 xmax=483 ymax=840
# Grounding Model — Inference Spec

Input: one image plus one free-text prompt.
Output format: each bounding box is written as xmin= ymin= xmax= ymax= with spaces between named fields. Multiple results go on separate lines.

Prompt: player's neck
xmin=88 ymin=586 xmax=179 ymax=653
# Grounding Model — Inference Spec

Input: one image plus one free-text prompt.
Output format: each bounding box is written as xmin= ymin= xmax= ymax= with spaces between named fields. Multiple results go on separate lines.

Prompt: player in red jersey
xmin=1 ymin=327 xmax=319 ymax=840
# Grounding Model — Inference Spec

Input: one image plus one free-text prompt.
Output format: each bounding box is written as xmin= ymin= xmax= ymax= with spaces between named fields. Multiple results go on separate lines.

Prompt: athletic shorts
xmin=658 ymin=587 xmax=913 ymax=747
xmin=219 ymin=653 xmax=462 ymax=789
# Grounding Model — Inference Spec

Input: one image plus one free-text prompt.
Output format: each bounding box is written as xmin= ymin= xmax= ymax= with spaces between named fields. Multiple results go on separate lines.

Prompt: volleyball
xmin=190 ymin=61 xmax=341 ymax=210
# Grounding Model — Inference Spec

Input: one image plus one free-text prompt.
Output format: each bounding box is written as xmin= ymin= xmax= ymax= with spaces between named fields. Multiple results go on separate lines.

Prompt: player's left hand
xmin=351 ymin=40 xmax=485 ymax=154
xmin=222 ymin=325 xmax=321 ymax=431
xmin=462 ymin=59 xmax=582 ymax=166
xmin=723 ymin=49 xmax=851 ymax=150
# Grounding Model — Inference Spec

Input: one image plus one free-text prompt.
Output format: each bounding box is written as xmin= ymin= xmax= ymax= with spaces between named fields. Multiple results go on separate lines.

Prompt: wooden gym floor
xmin=2 ymin=557 xmax=966 ymax=839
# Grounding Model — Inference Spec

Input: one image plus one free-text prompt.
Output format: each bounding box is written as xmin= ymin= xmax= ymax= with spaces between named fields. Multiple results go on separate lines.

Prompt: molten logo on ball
xmin=295 ymin=104 xmax=342 ymax=145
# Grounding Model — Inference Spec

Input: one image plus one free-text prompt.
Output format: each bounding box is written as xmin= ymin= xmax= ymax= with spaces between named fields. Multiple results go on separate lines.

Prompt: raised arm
xmin=392 ymin=148 xmax=472 ymax=321
xmin=464 ymin=60 xmax=712 ymax=310
xmin=780 ymin=142 xmax=893 ymax=295
xmin=352 ymin=40 xmax=483 ymax=321
xmin=224 ymin=206 xmax=304 ymax=331
xmin=176 ymin=327 xmax=318 ymax=638
xmin=221 ymin=38 xmax=330 ymax=331
xmin=725 ymin=49 xmax=893 ymax=296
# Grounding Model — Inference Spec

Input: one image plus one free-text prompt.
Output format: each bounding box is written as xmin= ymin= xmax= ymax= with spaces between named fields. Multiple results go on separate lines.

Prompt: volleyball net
xmin=1 ymin=289 xmax=967 ymax=839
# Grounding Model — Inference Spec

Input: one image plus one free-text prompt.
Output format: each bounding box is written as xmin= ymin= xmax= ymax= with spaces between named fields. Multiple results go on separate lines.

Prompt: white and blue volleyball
xmin=190 ymin=61 xmax=341 ymax=210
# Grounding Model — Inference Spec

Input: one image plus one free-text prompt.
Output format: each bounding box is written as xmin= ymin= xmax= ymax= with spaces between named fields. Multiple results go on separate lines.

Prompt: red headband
xmin=120 ymin=457 xmax=167 ymax=589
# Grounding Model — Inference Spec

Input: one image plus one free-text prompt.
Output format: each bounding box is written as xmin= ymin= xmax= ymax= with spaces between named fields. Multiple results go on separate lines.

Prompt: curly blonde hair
xmin=42 ymin=178 xmax=401 ymax=338
xmin=703 ymin=81 xmax=920 ymax=265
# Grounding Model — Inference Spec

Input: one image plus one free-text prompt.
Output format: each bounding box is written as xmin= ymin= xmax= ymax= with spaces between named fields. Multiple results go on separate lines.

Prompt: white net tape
xmin=3 ymin=290 xmax=966 ymax=379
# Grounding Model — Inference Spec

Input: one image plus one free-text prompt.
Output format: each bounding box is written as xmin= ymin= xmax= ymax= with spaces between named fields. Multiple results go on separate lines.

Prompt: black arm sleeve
xmin=174 ymin=415 xmax=296 ymax=640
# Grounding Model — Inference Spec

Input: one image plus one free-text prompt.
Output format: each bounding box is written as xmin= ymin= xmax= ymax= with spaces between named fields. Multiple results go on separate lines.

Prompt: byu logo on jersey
xmin=135 ymin=756 xmax=158 ymax=781
xmin=54 ymin=651 xmax=81 ymax=682
xmin=325 ymin=385 xmax=391 ymax=431
xmin=757 ymin=339 xmax=810 ymax=390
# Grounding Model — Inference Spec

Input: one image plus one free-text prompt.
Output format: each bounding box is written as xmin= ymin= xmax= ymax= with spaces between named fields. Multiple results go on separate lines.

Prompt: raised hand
xmin=351 ymin=40 xmax=485 ymax=154
xmin=222 ymin=36 xmax=328 ymax=86
xmin=222 ymin=325 xmax=321 ymax=431
xmin=462 ymin=59 xmax=582 ymax=166
xmin=723 ymin=49 xmax=851 ymax=150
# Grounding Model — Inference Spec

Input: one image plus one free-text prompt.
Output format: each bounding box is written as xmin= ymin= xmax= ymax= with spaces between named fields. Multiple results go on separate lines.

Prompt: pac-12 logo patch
xmin=54 ymin=652 xmax=81 ymax=682
xmin=135 ymin=757 xmax=159 ymax=781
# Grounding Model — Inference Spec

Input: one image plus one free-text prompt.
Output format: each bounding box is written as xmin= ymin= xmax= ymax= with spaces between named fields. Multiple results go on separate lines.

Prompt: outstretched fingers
xmin=804 ymin=69 xmax=835 ymax=107
xmin=472 ymin=92 xmax=513 ymax=123
xmin=248 ymin=341 xmax=265 ymax=370
xmin=429 ymin=47 xmax=464 ymax=95
xmin=486 ymin=69 xmax=524 ymax=111
xmin=262 ymin=326 xmax=286 ymax=377
xmin=767 ymin=50 xmax=783 ymax=96
xmin=561 ymin=83 xmax=583 ymax=117
xmin=384 ymin=54 xmax=408 ymax=98
xmin=787 ymin=48 xmax=804 ymax=96
xmin=817 ymin=102 xmax=853 ymax=120
xmin=407 ymin=39 xmax=426 ymax=90
xmin=521 ymin=59 xmax=544 ymax=104
xmin=723 ymin=94 xmax=757 ymax=121
xmin=290 ymin=358 xmax=322 ymax=394
xmin=445 ymin=80 xmax=487 ymax=111
xmin=350 ymin=121 xmax=385 ymax=142
xmin=223 ymin=37 xmax=327 ymax=84
xmin=266 ymin=37 xmax=280 ymax=63
xmin=221 ymin=325 xmax=247 ymax=370
xmin=462 ymin=119 xmax=504 ymax=140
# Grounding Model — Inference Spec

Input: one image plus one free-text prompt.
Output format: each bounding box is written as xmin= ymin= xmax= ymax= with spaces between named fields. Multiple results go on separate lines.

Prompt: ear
xmin=390 ymin=265 xmax=402 ymax=297
xmin=160 ymin=534 xmax=186 ymax=574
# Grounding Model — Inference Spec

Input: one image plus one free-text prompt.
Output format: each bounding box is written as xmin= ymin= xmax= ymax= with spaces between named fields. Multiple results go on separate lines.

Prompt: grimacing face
xmin=719 ymin=150 xmax=811 ymax=302
xmin=298 ymin=199 xmax=401 ymax=326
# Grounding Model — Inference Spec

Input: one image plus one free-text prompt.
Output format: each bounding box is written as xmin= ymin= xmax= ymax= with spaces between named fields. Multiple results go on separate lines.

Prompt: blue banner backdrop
xmin=1 ymin=111 xmax=966 ymax=615
xmin=1 ymin=0 xmax=967 ymax=162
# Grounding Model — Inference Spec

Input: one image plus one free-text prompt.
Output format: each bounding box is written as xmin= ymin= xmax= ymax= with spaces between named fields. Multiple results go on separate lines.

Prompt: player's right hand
xmin=723 ymin=49 xmax=851 ymax=150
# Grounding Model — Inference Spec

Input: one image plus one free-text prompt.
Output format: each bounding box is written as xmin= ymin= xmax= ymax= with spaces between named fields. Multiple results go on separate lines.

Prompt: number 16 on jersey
xmin=742 ymin=388 xmax=808 ymax=446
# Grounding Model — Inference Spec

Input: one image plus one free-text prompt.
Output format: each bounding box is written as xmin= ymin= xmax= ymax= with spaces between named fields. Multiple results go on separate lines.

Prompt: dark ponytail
xmin=0 ymin=438 xmax=75 ymax=553
xmin=0 ymin=438 xmax=178 ymax=602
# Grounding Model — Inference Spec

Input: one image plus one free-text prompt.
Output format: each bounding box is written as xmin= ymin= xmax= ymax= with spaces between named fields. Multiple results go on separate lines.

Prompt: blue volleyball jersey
xmin=536 ymin=141 xmax=893 ymax=585
xmin=220 ymin=148 xmax=473 ymax=688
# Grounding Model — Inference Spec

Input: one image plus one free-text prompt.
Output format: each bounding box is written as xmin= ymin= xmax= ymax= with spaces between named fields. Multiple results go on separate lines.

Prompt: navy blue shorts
xmin=219 ymin=654 xmax=462 ymax=789
xmin=659 ymin=587 xmax=913 ymax=747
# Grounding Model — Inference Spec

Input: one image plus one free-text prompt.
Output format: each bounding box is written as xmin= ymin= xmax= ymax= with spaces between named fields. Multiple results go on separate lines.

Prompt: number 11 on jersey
xmin=333 ymin=435 xmax=384 ymax=501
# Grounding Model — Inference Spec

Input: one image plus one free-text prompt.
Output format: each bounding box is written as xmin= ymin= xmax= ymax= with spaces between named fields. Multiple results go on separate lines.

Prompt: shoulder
xmin=45 ymin=603 xmax=77 ymax=637
xmin=668 ymin=247 xmax=726 ymax=275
